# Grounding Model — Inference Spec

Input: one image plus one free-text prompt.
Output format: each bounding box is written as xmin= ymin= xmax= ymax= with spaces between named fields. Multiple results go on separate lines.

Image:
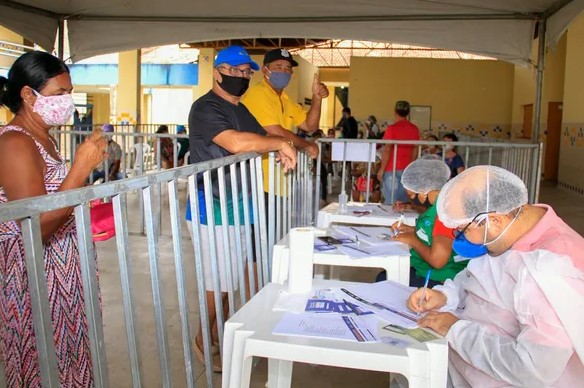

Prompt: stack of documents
xmin=272 ymin=281 xmax=439 ymax=344
xmin=314 ymin=227 xmax=410 ymax=258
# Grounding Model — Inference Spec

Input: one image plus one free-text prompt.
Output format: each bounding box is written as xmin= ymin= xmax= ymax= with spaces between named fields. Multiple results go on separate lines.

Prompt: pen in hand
xmin=417 ymin=269 xmax=432 ymax=317
xmin=393 ymin=214 xmax=405 ymax=236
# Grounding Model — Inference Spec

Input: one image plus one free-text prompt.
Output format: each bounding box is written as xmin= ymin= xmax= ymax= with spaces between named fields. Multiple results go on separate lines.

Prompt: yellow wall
xmin=116 ymin=50 xmax=141 ymax=125
xmin=0 ymin=26 xmax=23 ymax=125
xmin=320 ymin=68 xmax=350 ymax=84
xmin=559 ymin=12 xmax=584 ymax=193
xmin=511 ymin=34 xmax=567 ymax=140
xmin=88 ymin=93 xmax=111 ymax=125
xmin=349 ymin=57 xmax=515 ymax=137
xmin=192 ymin=48 xmax=214 ymax=101
xmin=0 ymin=26 xmax=22 ymax=70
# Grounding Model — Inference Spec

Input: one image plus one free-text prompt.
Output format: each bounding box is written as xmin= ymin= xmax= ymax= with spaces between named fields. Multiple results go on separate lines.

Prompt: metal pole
xmin=532 ymin=17 xmax=547 ymax=143
xmin=57 ymin=18 xmax=65 ymax=60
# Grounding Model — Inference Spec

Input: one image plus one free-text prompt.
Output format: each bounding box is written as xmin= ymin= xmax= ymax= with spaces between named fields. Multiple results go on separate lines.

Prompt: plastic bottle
xmin=338 ymin=191 xmax=348 ymax=214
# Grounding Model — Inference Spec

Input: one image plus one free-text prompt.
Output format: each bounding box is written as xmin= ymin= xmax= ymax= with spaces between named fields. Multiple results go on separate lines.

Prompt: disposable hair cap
xmin=436 ymin=165 xmax=528 ymax=228
xmin=401 ymin=158 xmax=451 ymax=194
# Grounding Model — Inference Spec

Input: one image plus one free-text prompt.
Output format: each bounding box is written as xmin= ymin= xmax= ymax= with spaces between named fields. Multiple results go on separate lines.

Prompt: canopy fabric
xmin=1 ymin=0 xmax=584 ymax=65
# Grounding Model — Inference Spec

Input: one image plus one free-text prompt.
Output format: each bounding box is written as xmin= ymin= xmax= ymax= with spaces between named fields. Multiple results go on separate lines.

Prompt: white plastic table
xmin=317 ymin=202 xmax=418 ymax=228
xmin=222 ymin=280 xmax=449 ymax=388
xmin=272 ymin=232 xmax=411 ymax=286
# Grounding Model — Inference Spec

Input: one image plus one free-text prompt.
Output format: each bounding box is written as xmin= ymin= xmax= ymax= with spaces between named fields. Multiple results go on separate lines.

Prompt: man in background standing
xmin=377 ymin=100 xmax=420 ymax=204
xmin=242 ymin=48 xmax=328 ymax=160
xmin=339 ymin=107 xmax=358 ymax=139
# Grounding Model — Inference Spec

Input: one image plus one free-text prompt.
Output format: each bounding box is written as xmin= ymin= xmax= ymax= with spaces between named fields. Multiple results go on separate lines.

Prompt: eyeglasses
xmin=452 ymin=210 xmax=495 ymax=239
xmin=217 ymin=66 xmax=254 ymax=78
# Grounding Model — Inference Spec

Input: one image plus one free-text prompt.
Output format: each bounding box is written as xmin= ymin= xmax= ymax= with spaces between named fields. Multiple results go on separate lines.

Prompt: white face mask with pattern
xmin=32 ymin=89 xmax=75 ymax=126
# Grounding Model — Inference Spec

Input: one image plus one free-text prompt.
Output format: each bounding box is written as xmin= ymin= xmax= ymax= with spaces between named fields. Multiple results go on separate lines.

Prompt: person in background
xmin=376 ymin=159 xmax=465 ymax=286
xmin=364 ymin=115 xmax=381 ymax=139
xmin=91 ymin=124 xmax=124 ymax=182
xmin=242 ymin=47 xmax=328 ymax=203
xmin=377 ymin=100 xmax=420 ymax=204
xmin=350 ymin=161 xmax=381 ymax=203
xmin=242 ymin=47 xmax=328 ymax=160
xmin=440 ymin=132 xmax=465 ymax=178
xmin=0 ymin=51 xmax=107 ymax=387
xmin=186 ymin=45 xmax=296 ymax=372
xmin=176 ymin=124 xmax=190 ymax=166
xmin=153 ymin=124 xmax=174 ymax=169
xmin=408 ymin=165 xmax=584 ymax=387
xmin=340 ymin=107 xmax=358 ymax=139
xmin=421 ymin=134 xmax=440 ymax=156
xmin=311 ymin=130 xmax=330 ymax=205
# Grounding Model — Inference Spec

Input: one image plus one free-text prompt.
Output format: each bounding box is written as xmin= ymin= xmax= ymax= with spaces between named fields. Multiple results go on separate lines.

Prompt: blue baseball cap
xmin=214 ymin=45 xmax=259 ymax=71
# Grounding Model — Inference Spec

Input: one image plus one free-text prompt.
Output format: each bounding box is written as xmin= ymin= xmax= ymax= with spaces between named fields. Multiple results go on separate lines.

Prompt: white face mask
xmin=32 ymin=89 xmax=75 ymax=126
xmin=444 ymin=144 xmax=454 ymax=152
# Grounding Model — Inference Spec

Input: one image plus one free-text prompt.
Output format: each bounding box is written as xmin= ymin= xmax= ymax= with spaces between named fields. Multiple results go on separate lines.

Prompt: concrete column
xmin=0 ymin=26 xmax=23 ymax=125
xmin=115 ymin=50 xmax=141 ymax=127
xmin=192 ymin=48 xmax=215 ymax=101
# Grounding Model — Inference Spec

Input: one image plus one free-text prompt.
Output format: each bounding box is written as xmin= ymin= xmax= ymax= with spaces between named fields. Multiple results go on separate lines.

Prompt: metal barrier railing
xmin=0 ymin=146 xmax=314 ymax=387
xmin=50 ymin=129 xmax=189 ymax=178
xmin=315 ymin=138 xmax=542 ymax=222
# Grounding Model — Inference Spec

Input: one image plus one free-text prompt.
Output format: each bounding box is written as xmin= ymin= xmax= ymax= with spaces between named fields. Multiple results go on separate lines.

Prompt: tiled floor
xmin=0 ymin=181 xmax=581 ymax=388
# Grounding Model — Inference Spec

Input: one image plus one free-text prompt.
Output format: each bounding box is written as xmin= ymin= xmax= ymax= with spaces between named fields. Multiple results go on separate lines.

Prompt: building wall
xmin=0 ymin=25 xmax=23 ymax=125
xmin=320 ymin=68 xmax=350 ymax=84
xmin=88 ymin=93 xmax=111 ymax=125
xmin=559 ymin=12 xmax=584 ymax=195
xmin=349 ymin=57 xmax=515 ymax=138
xmin=510 ymin=34 xmax=567 ymax=141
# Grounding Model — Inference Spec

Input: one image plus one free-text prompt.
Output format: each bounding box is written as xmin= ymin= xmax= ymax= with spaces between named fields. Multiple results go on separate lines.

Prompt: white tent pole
xmin=532 ymin=18 xmax=546 ymax=144
xmin=57 ymin=18 xmax=65 ymax=60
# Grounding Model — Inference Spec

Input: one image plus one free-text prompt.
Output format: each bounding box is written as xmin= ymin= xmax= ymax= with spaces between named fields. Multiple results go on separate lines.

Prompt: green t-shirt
xmin=409 ymin=201 xmax=468 ymax=283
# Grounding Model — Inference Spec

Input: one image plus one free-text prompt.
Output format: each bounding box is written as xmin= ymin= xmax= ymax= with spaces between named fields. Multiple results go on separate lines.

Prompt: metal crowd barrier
xmin=50 ymin=129 xmax=189 ymax=178
xmin=0 ymin=146 xmax=314 ymax=387
xmin=315 ymin=138 xmax=542 ymax=222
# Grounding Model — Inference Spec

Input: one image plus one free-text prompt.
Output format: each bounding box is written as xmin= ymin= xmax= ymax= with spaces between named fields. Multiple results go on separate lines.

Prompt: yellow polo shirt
xmin=242 ymin=78 xmax=307 ymax=193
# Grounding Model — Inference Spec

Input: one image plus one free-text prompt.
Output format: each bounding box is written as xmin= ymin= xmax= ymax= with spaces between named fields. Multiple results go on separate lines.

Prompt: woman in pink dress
xmin=0 ymin=52 xmax=107 ymax=387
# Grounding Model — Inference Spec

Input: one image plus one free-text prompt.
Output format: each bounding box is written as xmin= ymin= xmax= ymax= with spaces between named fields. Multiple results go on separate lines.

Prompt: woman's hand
xmin=406 ymin=288 xmax=447 ymax=313
xmin=74 ymin=129 xmax=108 ymax=173
xmin=392 ymin=200 xmax=413 ymax=212
xmin=390 ymin=220 xmax=415 ymax=235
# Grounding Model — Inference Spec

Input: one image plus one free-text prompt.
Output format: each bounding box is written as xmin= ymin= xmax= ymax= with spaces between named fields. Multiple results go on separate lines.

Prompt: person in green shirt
xmin=377 ymin=158 xmax=468 ymax=287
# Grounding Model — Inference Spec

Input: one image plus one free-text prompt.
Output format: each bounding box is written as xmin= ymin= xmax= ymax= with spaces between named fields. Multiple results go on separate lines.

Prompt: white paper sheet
xmin=335 ymin=281 xmax=419 ymax=329
xmin=273 ymin=312 xmax=379 ymax=342
xmin=335 ymin=225 xmax=397 ymax=245
xmin=333 ymin=240 xmax=411 ymax=259
xmin=273 ymin=291 xmax=313 ymax=313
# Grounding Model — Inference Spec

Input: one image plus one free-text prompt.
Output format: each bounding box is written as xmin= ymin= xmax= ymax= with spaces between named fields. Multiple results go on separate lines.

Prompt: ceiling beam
xmin=543 ymin=0 xmax=575 ymax=18
xmin=65 ymin=13 xmax=537 ymax=23
xmin=0 ymin=0 xmax=60 ymax=19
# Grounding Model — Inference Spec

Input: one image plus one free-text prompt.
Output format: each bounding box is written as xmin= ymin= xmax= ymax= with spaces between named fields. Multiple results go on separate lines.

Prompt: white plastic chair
xmin=131 ymin=143 xmax=152 ymax=176
xmin=178 ymin=151 xmax=190 ymax=188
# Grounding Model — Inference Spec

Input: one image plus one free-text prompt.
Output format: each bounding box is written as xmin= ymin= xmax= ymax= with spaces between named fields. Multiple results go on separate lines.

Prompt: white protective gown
xmin=434 ymin=249 xmax=584 ymax=387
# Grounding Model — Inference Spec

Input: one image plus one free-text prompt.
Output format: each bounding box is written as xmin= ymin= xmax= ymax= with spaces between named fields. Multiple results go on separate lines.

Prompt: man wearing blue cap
xmin=186 ymin=45 xmax=296 ymax=372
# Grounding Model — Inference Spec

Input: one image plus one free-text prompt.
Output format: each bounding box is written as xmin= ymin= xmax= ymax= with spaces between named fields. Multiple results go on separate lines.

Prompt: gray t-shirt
xmin=97 ymin=140 xmax=122 ymax=171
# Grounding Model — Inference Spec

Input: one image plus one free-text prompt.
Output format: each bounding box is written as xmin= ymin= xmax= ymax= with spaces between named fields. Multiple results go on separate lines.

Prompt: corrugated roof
xmin=292 ymin=40 xmax=495 ymax=67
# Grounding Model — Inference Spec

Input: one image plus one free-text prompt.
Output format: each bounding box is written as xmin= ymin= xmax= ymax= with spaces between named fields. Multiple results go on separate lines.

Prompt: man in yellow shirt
xmin=242 ymin=48 xmax=328 ymax=193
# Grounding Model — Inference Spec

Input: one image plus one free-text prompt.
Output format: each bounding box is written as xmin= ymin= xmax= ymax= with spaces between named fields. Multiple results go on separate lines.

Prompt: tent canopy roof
xmin=1 ymin=0 xmax=583 ymax=64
